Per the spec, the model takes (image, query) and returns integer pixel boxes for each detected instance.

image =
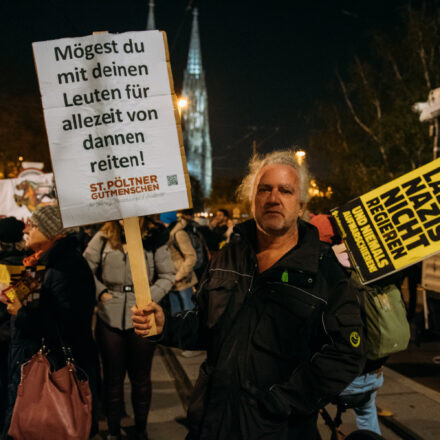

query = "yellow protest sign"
[332,158,440,283]
[0,264,46,303]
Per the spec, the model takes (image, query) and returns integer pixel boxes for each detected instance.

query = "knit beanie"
[0,217,25,243]
[31,205,64,239]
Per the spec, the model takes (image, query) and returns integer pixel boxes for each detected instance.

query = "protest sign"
[332,158,440,283]
[0,264,45,305]
[0,173,55,221]
[33,31,191,333]
[32,30,191,228]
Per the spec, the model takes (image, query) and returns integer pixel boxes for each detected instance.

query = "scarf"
[23,250,44,267]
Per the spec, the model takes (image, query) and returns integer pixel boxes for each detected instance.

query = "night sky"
[0,0,409,181]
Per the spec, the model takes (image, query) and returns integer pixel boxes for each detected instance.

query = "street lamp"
[295,150,306,165]
[177,97,188,117]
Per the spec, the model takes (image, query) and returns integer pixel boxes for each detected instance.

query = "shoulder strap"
[95,236,107,282]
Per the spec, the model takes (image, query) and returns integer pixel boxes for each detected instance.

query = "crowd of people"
[0,148,414,439]
[0,195,236,439]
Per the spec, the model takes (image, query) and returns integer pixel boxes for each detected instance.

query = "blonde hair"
[101,218,149,249]
[237,149,310,210]
[101,222,123,249]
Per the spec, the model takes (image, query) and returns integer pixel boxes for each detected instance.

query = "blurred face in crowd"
[24,221,51,252]
[253,164,303,237]
[214,210,228,226]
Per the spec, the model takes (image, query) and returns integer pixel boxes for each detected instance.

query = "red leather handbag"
[8,348,92,440]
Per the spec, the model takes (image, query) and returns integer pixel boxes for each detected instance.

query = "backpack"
[174,221,210,274]
[349,270,410,360]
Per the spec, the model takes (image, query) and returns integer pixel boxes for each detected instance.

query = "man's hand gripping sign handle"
[123,216,157,336]
[132,302,165,337]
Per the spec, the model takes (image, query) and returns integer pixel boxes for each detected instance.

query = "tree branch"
[416,27,432,89]
[335,67,390,171]
[333,106,349,154]
[386,51,412,97]
[353,55,382,120]
[335,68,380,143]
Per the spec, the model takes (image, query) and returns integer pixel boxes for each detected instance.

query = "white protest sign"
[32,31,191,228]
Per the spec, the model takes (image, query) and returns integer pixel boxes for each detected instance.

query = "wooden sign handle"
[123,216,157,336]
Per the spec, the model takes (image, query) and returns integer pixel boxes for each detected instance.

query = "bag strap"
[55,320,75,364]
[44,301,75,365]
[95,235,107,283]
[173,228,190,258]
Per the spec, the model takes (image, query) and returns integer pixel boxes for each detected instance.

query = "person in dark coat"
[0,217,28,435]
[132,150,366,440]
[3,205,99,439]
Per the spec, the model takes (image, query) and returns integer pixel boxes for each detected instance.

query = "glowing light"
[295,150,306,165]
[18,156,24,161]
[178,97,188,110]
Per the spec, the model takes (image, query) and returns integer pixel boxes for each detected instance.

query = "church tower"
[146,0,156,30]
[181,8,212,196]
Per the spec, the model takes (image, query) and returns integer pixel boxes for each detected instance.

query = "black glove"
[242,381,291,419]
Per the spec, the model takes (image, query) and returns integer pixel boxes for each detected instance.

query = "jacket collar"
[234,218,321,275]
[38,234,79,266]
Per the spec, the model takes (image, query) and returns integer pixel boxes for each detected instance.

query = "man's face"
[24,221,50,252]
[253,164,304,236]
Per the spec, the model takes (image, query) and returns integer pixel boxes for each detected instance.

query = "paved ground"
[387,338,440,393]
[169,348,440,440]
[95,344,440,440]
[97,351,188,440]
[146,353,188,439]
[389,284,440,394]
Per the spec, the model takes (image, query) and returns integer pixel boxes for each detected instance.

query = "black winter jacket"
[11,234,97,366]
[163,219,366,440]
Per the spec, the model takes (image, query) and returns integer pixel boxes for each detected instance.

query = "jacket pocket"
[98,291,124,327]
[205,277,236,329]
[253,286,322,359]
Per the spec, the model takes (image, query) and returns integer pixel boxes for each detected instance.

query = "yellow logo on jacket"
[350,331,361,348]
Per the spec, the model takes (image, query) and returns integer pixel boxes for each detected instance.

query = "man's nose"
[267,189,280,203]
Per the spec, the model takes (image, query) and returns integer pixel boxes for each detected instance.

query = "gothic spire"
[182,7,212,196]
[187,8,203,76]
[146,0,156,30]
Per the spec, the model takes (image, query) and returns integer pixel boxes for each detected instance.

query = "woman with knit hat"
[3,204,99,438]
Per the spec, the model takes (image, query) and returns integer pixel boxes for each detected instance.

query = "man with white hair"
[132,149,365,440]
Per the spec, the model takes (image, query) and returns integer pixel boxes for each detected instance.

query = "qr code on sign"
[167,174,178,186]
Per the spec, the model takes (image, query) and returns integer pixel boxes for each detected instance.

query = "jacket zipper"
[247,262,258,297]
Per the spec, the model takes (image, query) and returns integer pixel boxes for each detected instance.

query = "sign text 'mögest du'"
[332,159,440,283]
[33,31,191,227]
